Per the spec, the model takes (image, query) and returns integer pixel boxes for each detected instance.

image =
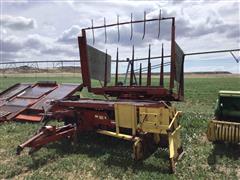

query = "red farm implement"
[7,13,185,173]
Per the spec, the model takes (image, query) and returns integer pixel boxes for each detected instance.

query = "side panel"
[87,45,111,83]
[114,103,137,135]
[138,107,170,134]
[168,126,181,159]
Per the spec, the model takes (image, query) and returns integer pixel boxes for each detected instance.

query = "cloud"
[1,1,239,73]
[0,15,36,31]
[0,36,23,52]
[226,26,240,39]
[0,28,7,35]
[24,34,46,49]
[188,16,239,40]
[0,33,78,62]
[0,52,24,62]
[41,44,78,57]
[0,34,46,53]
[87,10,187,48]
[92,7,239,48]
[57,25,81,44]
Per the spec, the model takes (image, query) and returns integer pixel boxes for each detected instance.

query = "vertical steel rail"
[142,11,146,40]
[157,10,161,38]
[170,17,176,90]
[91,19,95,45]
[117,15,120,42]
[123,59,130,85]
[130,45,135,86]
[130,13,133,41]
[104,49,108,87]
[115,48,119,86]
[78,30,91,89]
[160,43,164,87]
[139,63,142,86]
[133,71,137,85]
[104,18,107,43]
[147,44,151,86]
[178,54,185,100]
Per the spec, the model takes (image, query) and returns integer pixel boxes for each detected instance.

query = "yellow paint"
[168,115,182,160]
[114,103,137,135]
[111,103,183,171]
[207,120,240,143]
[138,106,170,134]
[96,130,139,141]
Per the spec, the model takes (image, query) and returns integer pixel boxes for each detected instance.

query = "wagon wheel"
[133,139,144,161]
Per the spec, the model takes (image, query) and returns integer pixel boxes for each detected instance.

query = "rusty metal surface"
[0,83,36,121]
[20,85,56,99]
[0,83,30,102]
[0,83,81,122]
[0,97,37,121]
[78,31,91,88]
[0,84,30,99]
[7,98,37,107]
[17,124,76,155]
[0,101,5,107]
[30,84,81,110]
[56,98,167,111]
[15,114,42,122]
[90,86,179,101]
[0,105,26,121]
[0,110,11,118]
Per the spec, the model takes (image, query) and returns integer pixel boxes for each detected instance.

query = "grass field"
[0,75,239,179]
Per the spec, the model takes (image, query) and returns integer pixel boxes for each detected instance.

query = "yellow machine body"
[114,103,137,135]
[207,120,240,143]
[97,102,183,172]
[207,91,240,144]
[138,106,172,134]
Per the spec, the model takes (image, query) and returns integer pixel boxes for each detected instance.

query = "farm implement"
[17,100,183,172]
[207,91,240,144]
[0,82,81,122]
[0,13,185,173]
[1,7,240,177]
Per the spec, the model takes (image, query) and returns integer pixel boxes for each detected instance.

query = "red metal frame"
[78,30,91,89]
[0,82,82,122]
[14,14,240,172]
[17,124,76,155]
[16,15,184,173]
[17,99,169,155]
[78,17,183,101]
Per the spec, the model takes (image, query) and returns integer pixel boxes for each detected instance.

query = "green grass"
[0,75,239,179]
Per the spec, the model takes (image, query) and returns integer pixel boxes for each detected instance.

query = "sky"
[0,0,239,73]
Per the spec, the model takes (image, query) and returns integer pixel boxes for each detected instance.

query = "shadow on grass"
[207,143,240,165]
[103,148,171,174]
[24,132,172,174]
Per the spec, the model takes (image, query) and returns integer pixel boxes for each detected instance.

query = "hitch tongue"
[16,130,45,155]
[16,125,76,155]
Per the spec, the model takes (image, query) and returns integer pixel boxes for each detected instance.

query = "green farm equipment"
[207,91,240,143]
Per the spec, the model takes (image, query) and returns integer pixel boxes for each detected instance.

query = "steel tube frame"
[160,44,164,87]
[0,49,239,66]
[78,16,180,101]
[83,17,174,31]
